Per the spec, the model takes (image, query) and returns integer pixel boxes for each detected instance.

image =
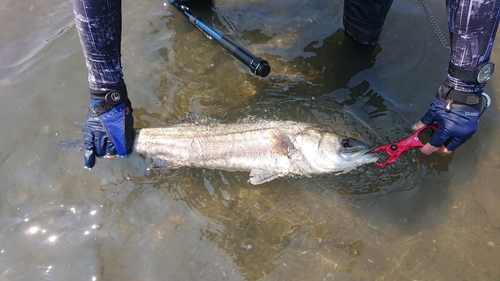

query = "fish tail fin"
[150,157,182,170]
[57,138,85,151]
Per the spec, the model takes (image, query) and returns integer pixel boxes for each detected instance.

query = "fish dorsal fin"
[249,169,282,185]
[270,128,295,156]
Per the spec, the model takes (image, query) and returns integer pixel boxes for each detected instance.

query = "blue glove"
[416,83,488,153]
[84,96,135,168]
[419,97,479,151]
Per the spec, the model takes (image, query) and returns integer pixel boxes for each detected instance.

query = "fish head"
[337,136,379,166]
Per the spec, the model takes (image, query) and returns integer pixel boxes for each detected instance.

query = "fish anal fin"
[249,169,282,185]
[270,128,295,156]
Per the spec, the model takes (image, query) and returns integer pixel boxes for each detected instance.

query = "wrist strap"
[437,82,481,105]
[90,85,128,105]
[443,90,481,105]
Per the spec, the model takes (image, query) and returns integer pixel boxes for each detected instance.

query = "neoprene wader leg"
[343,0,394,45]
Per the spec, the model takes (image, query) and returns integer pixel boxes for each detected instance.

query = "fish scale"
[135,122,293,170]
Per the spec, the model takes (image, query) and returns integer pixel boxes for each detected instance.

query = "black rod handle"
[168,0,271,77]
[219,36,270,77]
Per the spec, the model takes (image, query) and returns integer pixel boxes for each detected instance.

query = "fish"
[58,120,378,185]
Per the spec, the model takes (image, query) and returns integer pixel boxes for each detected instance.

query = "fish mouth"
[341,149,379,163]
[339,137,379,163]
[362,150,380,163]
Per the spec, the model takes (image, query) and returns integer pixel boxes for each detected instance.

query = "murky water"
[1,0,500,280]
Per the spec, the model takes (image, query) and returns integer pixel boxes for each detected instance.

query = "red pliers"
[372,124,438,167]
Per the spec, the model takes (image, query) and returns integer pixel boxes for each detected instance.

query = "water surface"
[1,0,500,280]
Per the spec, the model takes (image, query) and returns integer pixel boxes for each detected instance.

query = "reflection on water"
[1,0,500,280]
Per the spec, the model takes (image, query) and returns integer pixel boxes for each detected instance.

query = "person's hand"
[412,92,482,155]
[84,97,135,168]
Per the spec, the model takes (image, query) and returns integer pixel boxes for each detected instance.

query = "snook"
[133,120,378,184]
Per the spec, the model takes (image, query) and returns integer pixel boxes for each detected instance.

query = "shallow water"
[1,0,500,280]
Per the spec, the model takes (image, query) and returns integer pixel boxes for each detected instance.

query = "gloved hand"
[84,91,135,168]
[412,83,486,155]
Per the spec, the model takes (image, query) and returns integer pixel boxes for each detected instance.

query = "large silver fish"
[131,120,378,185]
[59,120,378,184]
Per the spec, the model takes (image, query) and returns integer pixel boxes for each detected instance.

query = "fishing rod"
[168,0,271,77]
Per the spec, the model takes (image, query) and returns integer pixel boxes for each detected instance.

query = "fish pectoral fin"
[288,150,314,175]
[288,149,304,161]
[249,169,282,185]
[270,128,295,156]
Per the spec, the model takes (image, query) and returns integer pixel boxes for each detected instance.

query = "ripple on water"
[0,202,108,280]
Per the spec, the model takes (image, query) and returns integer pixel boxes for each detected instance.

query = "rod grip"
[219,36,270,77]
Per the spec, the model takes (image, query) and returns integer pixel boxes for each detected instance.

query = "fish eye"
[341,138,352,148]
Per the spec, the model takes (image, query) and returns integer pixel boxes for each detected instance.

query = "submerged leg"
[343,0,394,45]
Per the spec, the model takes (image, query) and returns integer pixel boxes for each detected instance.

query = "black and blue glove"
[413,83,489,154]
[84,87,135,168]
